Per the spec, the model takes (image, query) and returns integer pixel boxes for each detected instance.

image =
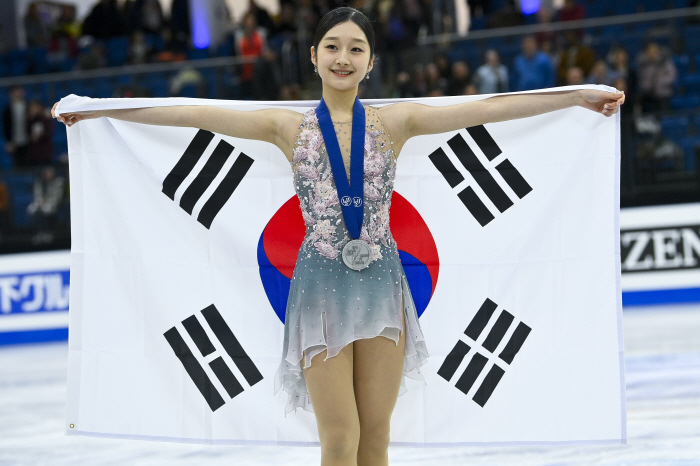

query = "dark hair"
[312,7,376,59]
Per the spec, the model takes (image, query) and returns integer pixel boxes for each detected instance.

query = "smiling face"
[310,21,374,93]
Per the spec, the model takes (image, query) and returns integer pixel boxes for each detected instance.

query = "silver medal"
[342,239,372,271]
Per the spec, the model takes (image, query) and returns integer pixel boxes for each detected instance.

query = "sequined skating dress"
[273,105,430,415]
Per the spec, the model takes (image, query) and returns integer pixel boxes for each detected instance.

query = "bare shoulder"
[376,103,415,159]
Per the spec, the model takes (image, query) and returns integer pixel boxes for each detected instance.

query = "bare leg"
[303,339,360,466]
[353,306,407,466]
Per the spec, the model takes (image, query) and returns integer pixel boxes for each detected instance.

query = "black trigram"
[164,304,263,412]
[438,298,531,407]
[429,125,532,227]
[162,130,254,229]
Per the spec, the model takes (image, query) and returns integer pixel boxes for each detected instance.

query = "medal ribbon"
[316,95,366,239]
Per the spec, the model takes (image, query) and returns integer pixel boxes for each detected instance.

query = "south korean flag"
[59,86,625,446]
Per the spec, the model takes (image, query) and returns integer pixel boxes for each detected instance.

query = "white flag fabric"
[59,86,626,446]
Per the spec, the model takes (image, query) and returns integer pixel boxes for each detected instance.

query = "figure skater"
[53,7,623,465]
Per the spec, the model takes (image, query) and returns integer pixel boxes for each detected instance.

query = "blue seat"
[28,46,48,74]
[0,151,12,169]
[686,27,700,50]
[613,0,638,15]
[54,126,67,145]
[680,74,700,93]
[670,95,700,109]
[149,79,169,97]
[144,33,164,51]
[586,2,611,18]
[95,82,114,98]
[106,37,130,67]
[8,49,30,76]
[641,0,664,12]
[673,55,690,75]
[679,136,700,171]
[187,48,210,60]
[6,173,34,191]
[12,193,34,228]
[661,115,690,141]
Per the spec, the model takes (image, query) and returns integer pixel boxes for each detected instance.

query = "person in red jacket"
[236,12,265,98]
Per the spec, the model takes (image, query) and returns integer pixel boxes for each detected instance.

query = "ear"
[310,46,316,66]
[367,56,374,74]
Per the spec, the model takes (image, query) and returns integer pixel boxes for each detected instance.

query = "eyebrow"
[322,37,367,44]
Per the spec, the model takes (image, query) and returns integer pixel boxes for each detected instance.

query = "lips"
[331,70,353,77]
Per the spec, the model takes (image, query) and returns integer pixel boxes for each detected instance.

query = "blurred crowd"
[9,0,686,107]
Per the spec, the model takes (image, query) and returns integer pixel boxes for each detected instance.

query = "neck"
[321,84,359,120]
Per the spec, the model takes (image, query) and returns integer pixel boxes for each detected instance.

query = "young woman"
[53,7,624,466]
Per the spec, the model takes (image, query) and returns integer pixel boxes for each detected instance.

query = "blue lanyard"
[315,96,366,239]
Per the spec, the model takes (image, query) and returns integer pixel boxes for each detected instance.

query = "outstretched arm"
[51,103,301,161]
[381,88,625,144]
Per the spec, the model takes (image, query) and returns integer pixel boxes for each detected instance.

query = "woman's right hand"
[51,102,99,127]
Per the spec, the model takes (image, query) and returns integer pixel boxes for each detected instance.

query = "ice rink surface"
[1,304,699,466]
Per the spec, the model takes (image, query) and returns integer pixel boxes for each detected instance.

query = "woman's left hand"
[577,89,625,117]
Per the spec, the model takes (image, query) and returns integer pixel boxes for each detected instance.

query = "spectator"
[75,42,108,70]
[3,86,30,168]
[26,100,55,166]
[435,53,453,82]
[565,66,585,85]
[586,59,618,86]
[513,35,555,91]
[235,12,266,98]
[411,63,428,97]
[82,0,126,40]
[382,2,411,80]
[273,2,297,38]
[139,0,165,35]
[169,67,207,98]
[0,178,10,240]
[170,0,191,45]
[252,49,283,100]
[154,28,187,62]
[55,5,81,39]
[446,61,471,96]
[535,7,556,50]
[557,0,586,22]
[487,0,525,28]
[27,166,65,245]
[128,30,153,65]
[608,47,637,106]
[556,30,596,85]
[464,83,479,95]
[246,0,276,36]
[393,71,415,98]
[472,49,509,94]
[426,62,448,95]
[614,77,633,115]
[24,3,49,47]
[46,28,78,70]
[279,83,301,101]
[397,0,427,44]
[637,42,678,113]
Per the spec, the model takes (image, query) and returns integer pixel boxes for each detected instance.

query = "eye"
[325,44,337,50]
[352,47,363,52]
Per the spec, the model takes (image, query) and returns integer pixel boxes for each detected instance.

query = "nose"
[335,49,350,65]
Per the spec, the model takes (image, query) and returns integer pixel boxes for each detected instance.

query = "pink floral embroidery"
[314,240,339,260]
[297,164,319,180]
[292,107,399,264]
